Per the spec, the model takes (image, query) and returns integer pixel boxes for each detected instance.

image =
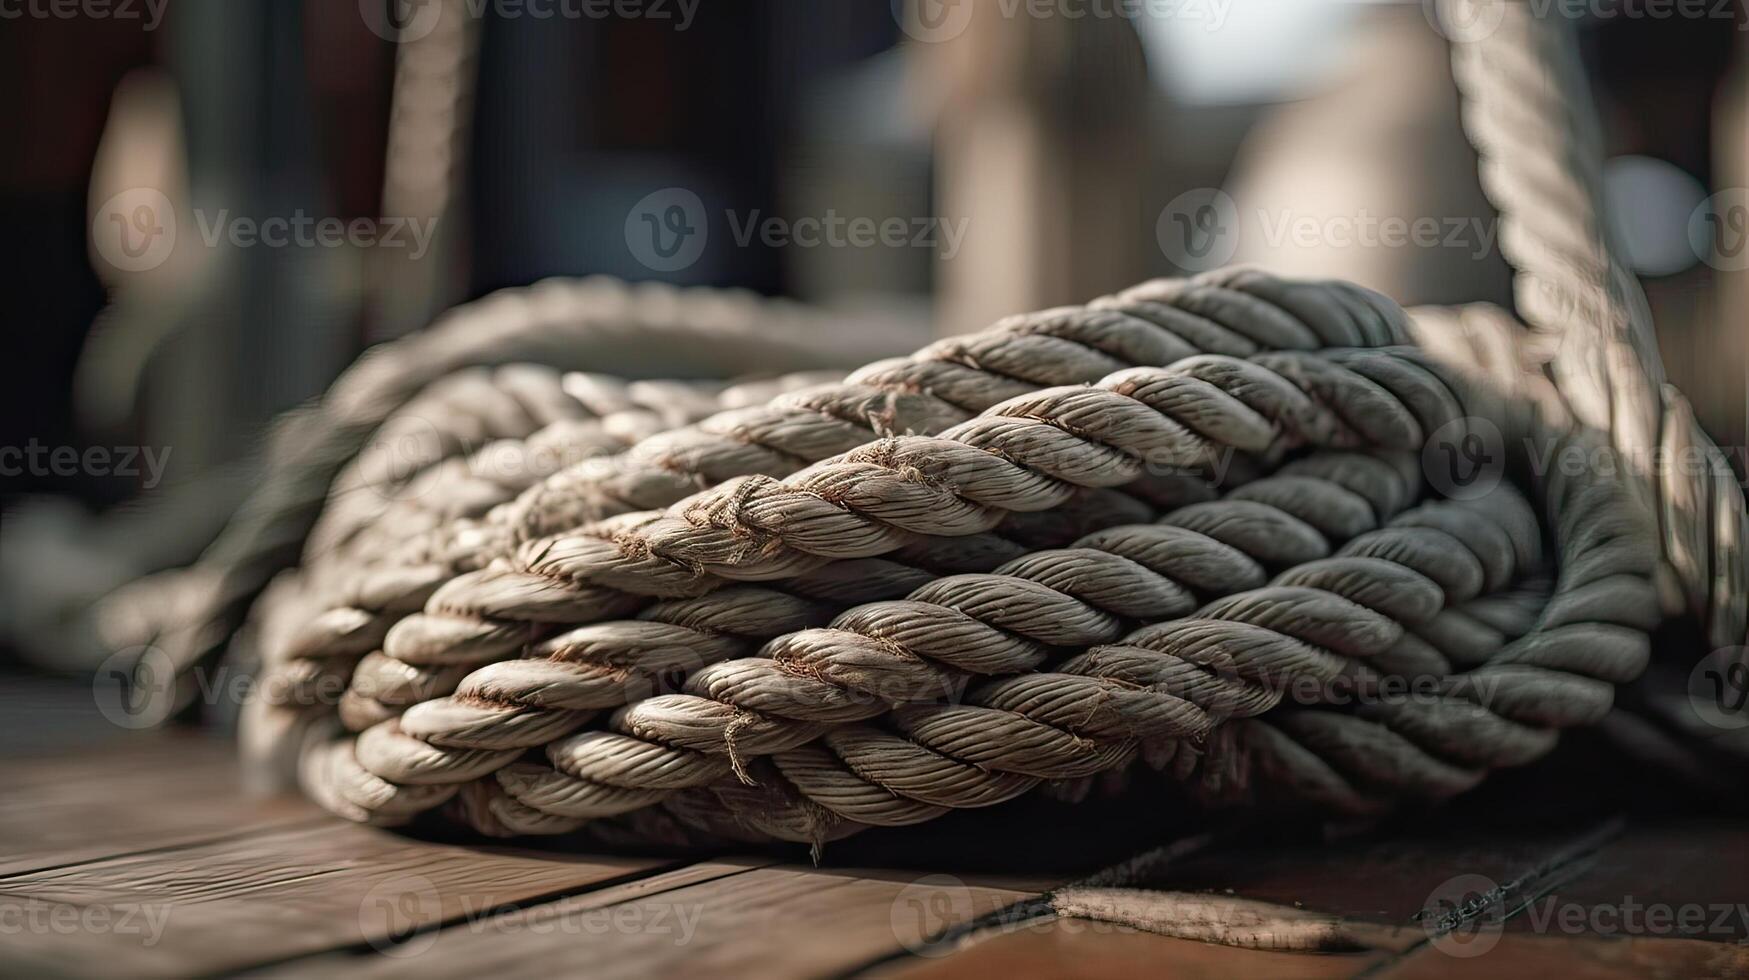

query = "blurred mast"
[366,0,481,341]
[921,0,1151,334]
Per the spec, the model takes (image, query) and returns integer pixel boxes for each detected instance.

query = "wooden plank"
[852,817,1622,976]
[1502,820,1749,943]
[1114,821,1618,935]
[868,921,1384,980]
[264,863,1054,980]
[251,858,781,976]
[0,730,324,876]
[1375,934,1749,979]
[0,821,680,978]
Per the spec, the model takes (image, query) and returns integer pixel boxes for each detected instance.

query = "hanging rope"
[1442,0,1746,649]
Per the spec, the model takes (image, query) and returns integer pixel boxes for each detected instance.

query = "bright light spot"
[1604,155,1709,277]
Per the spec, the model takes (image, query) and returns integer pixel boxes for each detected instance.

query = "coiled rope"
[252,270,1661,845]
[98,277,905,721]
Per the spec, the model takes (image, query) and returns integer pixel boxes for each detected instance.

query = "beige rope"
[238,269,1663,846]
[296,344,1438,812]
[239,368,848,784]
[466,423,1650,843]
[252,272,1405,759]
[324,453,1416,818]
[550,425,1651,847]
[467,461,1538,832]
[272,294,1651,847]
[274,271,1407,699]
[99,276,901,723]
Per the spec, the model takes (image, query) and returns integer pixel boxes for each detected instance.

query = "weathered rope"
[317,452,1417,819]
[296,340,1457,820]
[255,272,1407,751]
[239,368,851,779]
[99,277,901,720]
[305,369,735,567]
[254,271,1661,847]
[463,461,1542,833]
[528,424,1652,847]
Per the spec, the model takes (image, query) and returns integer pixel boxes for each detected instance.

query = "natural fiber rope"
[1443,0,1747,648]
[323,452,1422,818]
[252,272,1405,765]
[262,276,1665,843]
[97,277,904,719]
[238,368,855,781]
[460,462,1546,833]
[272,270,1407,705]
[442,395,1655,843]
[266,274,1428,814]
[488,418,1651,847]
[305,369,731,566]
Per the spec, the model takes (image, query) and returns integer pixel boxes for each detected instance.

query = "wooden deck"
[2,680,1747,978]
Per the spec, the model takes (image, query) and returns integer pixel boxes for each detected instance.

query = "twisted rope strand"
[268,271,1410,754]
[330,482,1180,732]
[474,467,1534,833]
[1444,0,1747,648]
[327,453,1408,818]
[375,341,1452,684]
[303,450,1392,829]
[264,273,1665,846]
[302,313,1472,824]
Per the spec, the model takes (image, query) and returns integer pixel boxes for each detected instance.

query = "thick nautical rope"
[1444,0,1746,649]
[241,368,763,726]
[279,282,1661,844]
[312,451,1423,822]
[300,339,1501,827]
[456,461,1540,834]
[265,271,1409,727]
[97,277,892,719]
[307,369,738,569]
[323,484,1179,732]
[498,431,1653,846]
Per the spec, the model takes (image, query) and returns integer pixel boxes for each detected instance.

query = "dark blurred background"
[1,0,1745,682]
